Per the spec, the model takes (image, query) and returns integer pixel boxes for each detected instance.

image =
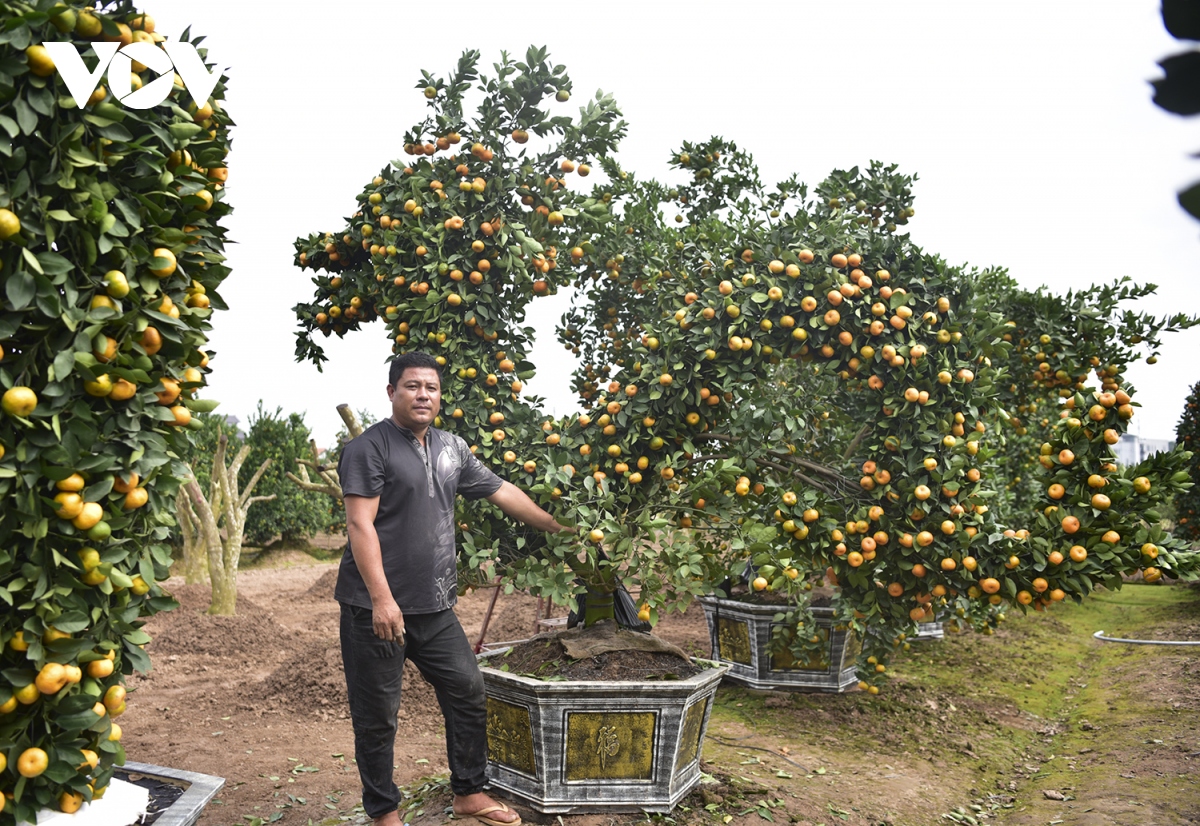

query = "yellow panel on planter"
[770,626,830,671]
[564,711,656,781]
[716,617,752,665]
[673,697,708,773]
[487,697,536,777]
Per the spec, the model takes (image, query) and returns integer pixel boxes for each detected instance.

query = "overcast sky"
[148,0,1199,447]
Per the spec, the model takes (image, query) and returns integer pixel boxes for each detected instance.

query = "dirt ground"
[122,553,1200,826]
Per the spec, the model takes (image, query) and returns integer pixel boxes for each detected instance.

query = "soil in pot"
[494,621,705,680]
[720,585,835,608]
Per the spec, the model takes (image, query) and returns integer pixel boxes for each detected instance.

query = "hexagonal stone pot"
[21,762,225,826]
[478,654,727,813]
[913,620,945,641]
[698,596,859,692]
[119,762,225,826]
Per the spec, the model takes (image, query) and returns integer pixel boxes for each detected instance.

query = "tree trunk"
[176,488,208,584]
[580,561,619,627]
[582,585,617,627]
[184,431,275,615]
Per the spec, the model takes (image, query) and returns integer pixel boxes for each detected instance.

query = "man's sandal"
[457,802,522,826]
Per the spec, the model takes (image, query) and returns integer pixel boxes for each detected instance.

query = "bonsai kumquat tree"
[0,3,231,821]
[292,48,1200,694]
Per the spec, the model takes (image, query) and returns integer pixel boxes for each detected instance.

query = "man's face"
[388,367,441,430]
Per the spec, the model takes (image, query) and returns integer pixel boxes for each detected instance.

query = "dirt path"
[121,556,1200,826]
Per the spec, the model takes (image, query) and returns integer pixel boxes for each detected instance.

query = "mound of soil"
[303,568,340,600]
[148,583,297,657]
[256,640,443,730]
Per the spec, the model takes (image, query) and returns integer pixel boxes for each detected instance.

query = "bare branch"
[228,443,253,482]
[338,404,364,439]
[765,450,846,481]
[210,433,228,512]
[684,453,729,466]
[757,458,841,499]
[285,470,342,498]
[238,458,273,508]
[185,478,221,545]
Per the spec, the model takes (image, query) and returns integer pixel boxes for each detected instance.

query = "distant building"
[1114,434,1175,467]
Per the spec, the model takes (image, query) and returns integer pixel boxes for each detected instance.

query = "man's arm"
[344,494,405,643]
[486,481,576,534]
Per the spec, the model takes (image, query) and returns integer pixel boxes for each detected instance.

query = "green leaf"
[42,761,79,784]
[53,349,75,381]
[21,247,43,275]
[35,252,73,275]
[184,398,221,413]
[1179,181,1200,221]
[124,627,152,646]
[5,271,35,310]
[14,96,37,135]
[83,476,114,502]
[168,122,204,142]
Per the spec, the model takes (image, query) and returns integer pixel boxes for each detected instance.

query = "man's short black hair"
[388,352,442,387]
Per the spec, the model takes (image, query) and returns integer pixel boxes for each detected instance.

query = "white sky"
[148,0,1200,447]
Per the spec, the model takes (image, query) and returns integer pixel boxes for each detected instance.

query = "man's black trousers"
[340,603,488,817]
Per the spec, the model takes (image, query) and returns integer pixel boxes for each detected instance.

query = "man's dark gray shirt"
[335,419,503,614]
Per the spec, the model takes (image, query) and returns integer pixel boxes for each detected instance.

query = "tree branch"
[765,450,847,482]
[285,470,342,498]
[842,425,871,462]
[757,458,840,498]
[238,458,273,508]
[228,443,253,484]
[338,404,364,439]
[185,477,220,546]
[684,453,729,466]
[210,432,228,517]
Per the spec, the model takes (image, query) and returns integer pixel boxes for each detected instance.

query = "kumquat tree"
[292,48,1200,694]
[1175,377,1200,544]
[0,2,230,822]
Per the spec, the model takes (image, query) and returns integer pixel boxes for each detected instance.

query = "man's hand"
[553,523,578,535]
[372,598,405,644]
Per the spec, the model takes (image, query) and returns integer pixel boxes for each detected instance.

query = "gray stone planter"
[913,620,945,641]
[478,651,727,813]
[698,596,859,693]
[119,762,225,826]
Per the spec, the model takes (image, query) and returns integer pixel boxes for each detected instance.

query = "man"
[336,352,571,826]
